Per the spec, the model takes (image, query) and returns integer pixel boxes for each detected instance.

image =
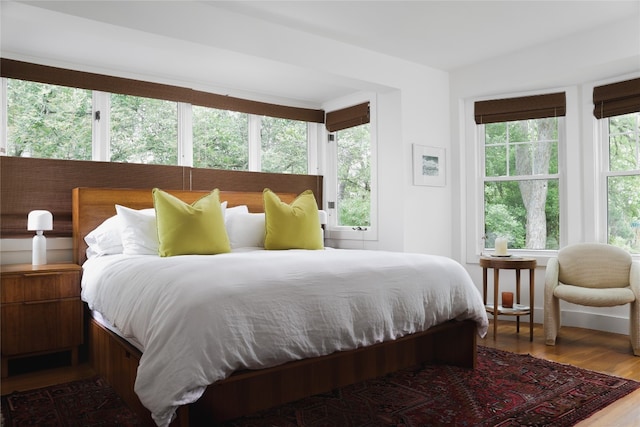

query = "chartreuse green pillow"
[152,188,230,257]
[263,188,323,250]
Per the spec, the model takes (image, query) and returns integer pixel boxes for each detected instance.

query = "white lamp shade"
[27,210,53,231]
[318,210,327,225]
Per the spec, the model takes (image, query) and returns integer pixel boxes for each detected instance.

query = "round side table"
[479,256,537,341]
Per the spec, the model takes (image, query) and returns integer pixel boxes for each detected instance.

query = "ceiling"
[206,1,638,71]
[4,1,638,105]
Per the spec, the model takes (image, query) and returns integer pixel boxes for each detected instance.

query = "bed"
[72,187,489,427]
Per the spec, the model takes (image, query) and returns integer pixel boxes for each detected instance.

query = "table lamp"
[27,210,53,265]
[318,210,327,225]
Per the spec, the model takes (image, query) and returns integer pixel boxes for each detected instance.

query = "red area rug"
[222,346,640,427]
[1,347,638,426]
[1,376,141,426]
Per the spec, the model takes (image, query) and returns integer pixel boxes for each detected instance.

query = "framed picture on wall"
[413,144,446,187]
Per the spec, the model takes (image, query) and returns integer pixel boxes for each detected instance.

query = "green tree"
[484,118,559,250]
[110,94,177,164]
[607,113,640,253]
[261,117,307,174]
[336,124,370,227]
[514,118,556,249]
[6,79,92,160]
[193,107,248,170]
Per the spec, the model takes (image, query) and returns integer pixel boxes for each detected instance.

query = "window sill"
[325,228,377,241]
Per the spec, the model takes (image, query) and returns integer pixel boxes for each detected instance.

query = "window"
[110,94,178,165]
[325,101,373,232]
[603,112,640,253]
[3,60,386,241]
[475,93,565,252]
[594,77,640,254]
[482,118,560,250]
[192,106,248,170]
[1,59,324,174]
[334,123,371,227]
[6,79,92,160]
[260,116,307,174]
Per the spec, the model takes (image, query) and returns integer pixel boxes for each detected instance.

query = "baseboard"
[496,307,630,336]
[558,309,629,335]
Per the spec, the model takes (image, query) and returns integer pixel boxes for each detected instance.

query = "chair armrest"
[545,257,560,293]
[631,260,640,299]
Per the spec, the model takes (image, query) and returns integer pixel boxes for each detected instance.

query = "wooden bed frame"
[72,187,478,427]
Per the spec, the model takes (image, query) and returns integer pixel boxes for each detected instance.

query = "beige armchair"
[544,243,639,356]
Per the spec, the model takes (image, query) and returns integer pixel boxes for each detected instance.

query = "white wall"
[1,238,73,265]
[450,14,640,335]
[1,2,453,262]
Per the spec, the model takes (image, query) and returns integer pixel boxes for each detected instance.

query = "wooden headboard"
[72,187,299,265]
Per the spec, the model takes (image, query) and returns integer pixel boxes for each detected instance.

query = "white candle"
[495,237,508,255]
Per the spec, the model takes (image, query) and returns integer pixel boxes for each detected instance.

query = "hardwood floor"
[2,322,639,426]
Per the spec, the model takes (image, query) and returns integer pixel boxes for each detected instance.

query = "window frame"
[0,59,325,172]
[598,112,640,249]
[322,93,378,244]
[1,76,322,175]
[587,74,640,259]
[478,118,564,252]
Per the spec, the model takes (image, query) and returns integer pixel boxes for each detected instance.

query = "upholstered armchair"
[544,243,639,356]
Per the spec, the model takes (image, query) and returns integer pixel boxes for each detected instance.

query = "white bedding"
[81,248,488,426]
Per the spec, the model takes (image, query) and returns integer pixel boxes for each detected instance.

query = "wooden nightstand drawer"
[0,263,83,377]
[1,270,81,303]
[1,298,82,356]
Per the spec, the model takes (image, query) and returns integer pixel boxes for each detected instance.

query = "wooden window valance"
[325,102,370,132]
[474,92,566,124]
[593,77,640,119]
[0,58,325,123]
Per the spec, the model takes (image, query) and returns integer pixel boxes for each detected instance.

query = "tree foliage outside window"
[6,79,92,160]
[193,106,248,170]
[110,94,178,164]
[607,112,640,254]
[261,116,307,174]
[336,123,370,227]
[483,117,560,250]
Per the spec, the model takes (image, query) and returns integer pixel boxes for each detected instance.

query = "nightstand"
[479,256,536,341]
[1,263,83,377]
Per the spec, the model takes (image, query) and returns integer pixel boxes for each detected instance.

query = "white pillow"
[219,201,227,219]
[115,205,159,255]
[224,205,249,223]
[226,212,265,248]
[84,215,123,258]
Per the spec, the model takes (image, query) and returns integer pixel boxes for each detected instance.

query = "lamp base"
[32,233,47,265]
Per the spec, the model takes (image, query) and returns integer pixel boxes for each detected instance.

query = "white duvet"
[81,248,488,426]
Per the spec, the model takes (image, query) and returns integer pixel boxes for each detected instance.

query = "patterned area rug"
[1,376,141,426]
[222,346,640,427]
[1,347,638,426]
